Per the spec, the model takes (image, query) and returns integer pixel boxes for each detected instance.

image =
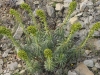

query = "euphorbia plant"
[0,1,100,75]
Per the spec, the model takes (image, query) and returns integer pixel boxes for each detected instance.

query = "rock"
[85,50,92,55]
[55,3,63,11]
[69,16,78,24]
[92,67,97,71]
[20,70,26,74]
[16,0,24,5]
[13,26,23,39]
[80,2,87,11]
[95,1,100,6]
[83,59,94,67]
[92,31,100,37]
[80,1,93,11]
[95,63,100,68]
[0,59,3,65]
[75,63,94,75]
[52,0,63,2]
[46,5,55,17]
[68,70,77,75]
[18,64,22,68]
[33,1,39,5]
[94,40,100,50]
[7,62,18,70]
[2,49,10,58]
[4,73,11,75]
[0,65,2,74]
[64,0,72,7]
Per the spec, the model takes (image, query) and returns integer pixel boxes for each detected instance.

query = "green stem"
[9,36,21,50]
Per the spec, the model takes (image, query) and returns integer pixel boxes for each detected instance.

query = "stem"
[9,36,21,51]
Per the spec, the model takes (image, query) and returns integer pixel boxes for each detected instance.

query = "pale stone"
[85,50,92,55]
[75,63,94,75]
[83,59,94,67]
[95,63,100,68]
[55,3,63,11]
[64,0,72,7]
[46,5,55,17]
[0,65,2,74]
[69,16,78,24]
[52,0,63,2]
[13,26,23,39]
[2,49,10,58]
[20,70,26,74]
[68,70,77,75]
[94,40,100,50]
[16,0,24,5]
[7,62,18,70]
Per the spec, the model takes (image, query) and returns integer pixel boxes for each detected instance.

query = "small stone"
[7,62,18,70]
[0,59,3,65]
[16,0,24,5]
[20,70,26,74]
[69,16,78,24]
[0,65,2,73]
[33,1,39,5]
[18,64,22,68]
[75,63,94,75]
[64,0,72,7]
[95,63,100,68]
[85,50,92,55]
[52,0,63,2]
[94,40,100,50]
[46,5,55,17]
[83,60,94,67]
[92,67,97,71]
[2,49,10,58]
[80,2,87,11]
[68,70,77,75]
[55,3,63,11]
[13,26,23,39]
[4,73,11,75]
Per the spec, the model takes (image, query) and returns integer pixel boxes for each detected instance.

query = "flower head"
[17,50,28,61]
[36,9,46,22]
[70,22,81,34]
[68,1,77,14]
[88,22,100,37]
[44,49,52,58]
[9,9,22,23]
[0,26,12,37]
[27,26,37,35]
[20,3,31,13]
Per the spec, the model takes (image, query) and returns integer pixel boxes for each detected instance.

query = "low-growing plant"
[0,1,100,75]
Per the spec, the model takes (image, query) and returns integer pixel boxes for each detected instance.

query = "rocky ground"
[0,0,100,75]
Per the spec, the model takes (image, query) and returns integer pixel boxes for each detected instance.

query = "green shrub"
[0,1,100,75]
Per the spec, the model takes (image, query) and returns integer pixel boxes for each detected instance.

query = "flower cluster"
[17,50,29,61]
[44,49,52,58]
[68,1,77,14]
[27,26,37,35]
[89,22,100,37]
[70,22,82,34]
[10,9,22,23]
[0,26,12,37]
[20,3,32,13]
[36,9,46,22]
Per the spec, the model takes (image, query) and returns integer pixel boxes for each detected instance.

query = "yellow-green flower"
[27,26,37,35]
[9,9,22,23]
[36,9,46,22]
[0,26,12,37]
[20,3,31,13]
[44,49,52,58]
[17,50,28,61]
[70,22,81,34]
[68,1,77,14]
